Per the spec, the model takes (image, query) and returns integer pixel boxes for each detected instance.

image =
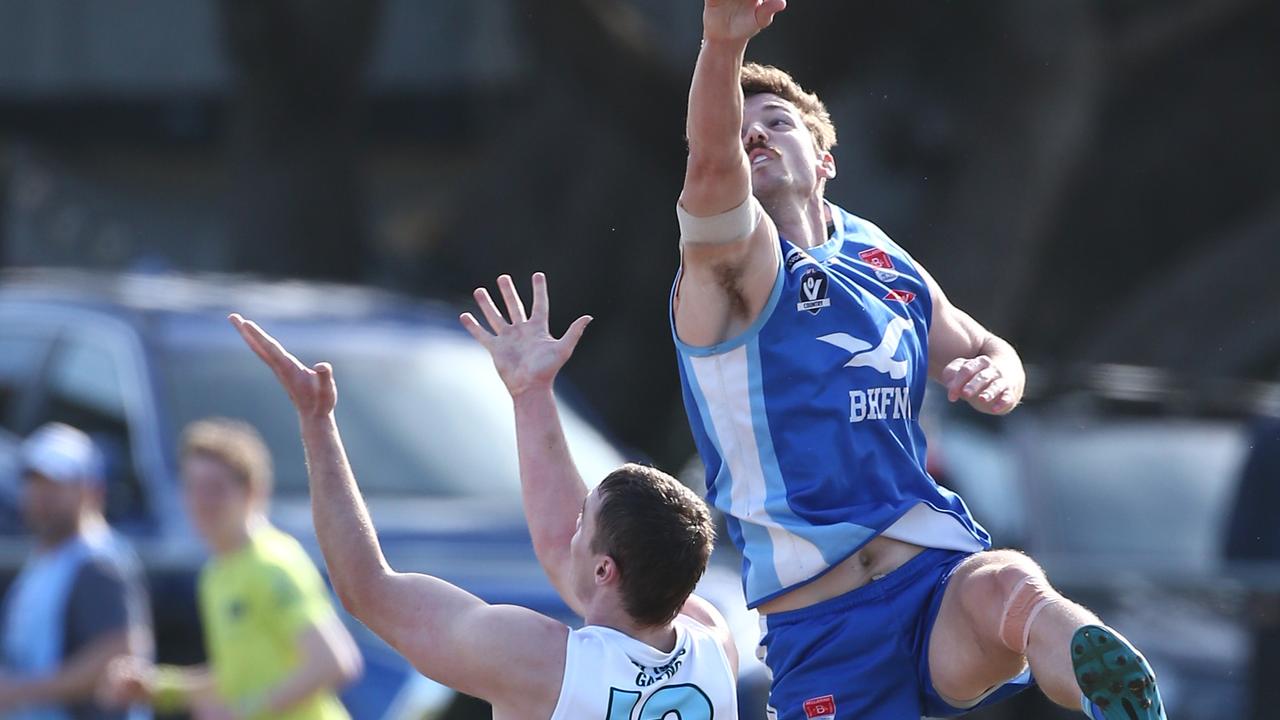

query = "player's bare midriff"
[757,535,926,615]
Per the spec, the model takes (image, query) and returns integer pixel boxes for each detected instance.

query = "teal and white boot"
[1072,625,1166,720]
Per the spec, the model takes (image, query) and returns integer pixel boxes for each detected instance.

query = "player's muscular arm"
[918,267,1026,415]
[675,0,785,347]
[460,273,592,617]
[230,315,569,716]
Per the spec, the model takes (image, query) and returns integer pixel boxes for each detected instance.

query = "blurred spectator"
[1224,416,1280,720]
[100,418,360,720]
[0,423,152,720]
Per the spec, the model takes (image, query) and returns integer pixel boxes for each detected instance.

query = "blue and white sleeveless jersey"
[671,202,991,607]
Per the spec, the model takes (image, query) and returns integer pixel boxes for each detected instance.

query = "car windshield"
[1019,417,1248,571]
[157,323,625,498]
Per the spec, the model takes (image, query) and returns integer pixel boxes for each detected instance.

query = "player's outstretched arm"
[229,315,568,716]
[916,268,1026,415]
[681,0,785,221]
[460,273,592,617]
[676,0,786,347]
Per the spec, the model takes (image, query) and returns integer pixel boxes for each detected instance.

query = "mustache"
[745,140,780,156]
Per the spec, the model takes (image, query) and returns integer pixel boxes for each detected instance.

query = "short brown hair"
[591,464,715,627]
[180,418,273,500]
[741,63,837,153]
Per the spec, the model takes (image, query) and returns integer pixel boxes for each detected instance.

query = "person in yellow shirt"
[99,419,362,720]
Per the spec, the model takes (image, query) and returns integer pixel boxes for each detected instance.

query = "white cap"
[21,423,103,487]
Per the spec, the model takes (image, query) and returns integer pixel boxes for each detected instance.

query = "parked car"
[927,366,1280,720]
[0,268,635,718]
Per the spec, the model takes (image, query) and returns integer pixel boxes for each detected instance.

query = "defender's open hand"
[230,314,337,420]
[460,273,591,398]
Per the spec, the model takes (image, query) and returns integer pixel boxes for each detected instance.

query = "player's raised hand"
[941,355,1020,415]
[703,0,786,44]
[460,273,591,398]
[230,313,337,420]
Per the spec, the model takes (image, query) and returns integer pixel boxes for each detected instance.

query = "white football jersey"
[549,614,738,720]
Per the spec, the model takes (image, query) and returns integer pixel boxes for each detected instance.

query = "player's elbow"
[332,568,390,621]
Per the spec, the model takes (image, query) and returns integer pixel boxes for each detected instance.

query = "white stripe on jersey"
[688,345,829,590]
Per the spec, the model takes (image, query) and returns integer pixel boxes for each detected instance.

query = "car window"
[1019,418,1248,572]
[158,326,625,499]
[0,328,54,531]
[0,330,54,434]
[36,334,150,527]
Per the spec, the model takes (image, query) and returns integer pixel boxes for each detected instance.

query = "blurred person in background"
[99,419,361,720]
[671,1,1163,719]
[1224,415,1280,720]
[229,296,740,720]
[0,423,152,720]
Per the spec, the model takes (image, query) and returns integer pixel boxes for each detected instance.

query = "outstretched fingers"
[530,272,549,323]
[230,313,306,379]
[496,274,528,324]
[472,287,507,331]
[312,361,338,410]
[559,315,593,354]
[458,312,493,346]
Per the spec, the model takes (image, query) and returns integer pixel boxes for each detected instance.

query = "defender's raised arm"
[459,273,593,615]
[230,314,568,718]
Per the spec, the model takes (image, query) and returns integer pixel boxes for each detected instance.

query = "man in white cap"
[0,423,152,720]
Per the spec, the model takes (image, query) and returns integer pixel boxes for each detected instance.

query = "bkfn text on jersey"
[848,386,912,423]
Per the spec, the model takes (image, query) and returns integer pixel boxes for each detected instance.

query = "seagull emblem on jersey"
[817,315,913,380]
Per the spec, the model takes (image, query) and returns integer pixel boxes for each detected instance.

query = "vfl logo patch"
[858,247,899,283]
[803,695,836,720]
[797,268,831,314]
[884,289,916,304]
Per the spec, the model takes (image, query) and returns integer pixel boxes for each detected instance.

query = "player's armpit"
[673,212,781,348]
[347,571,568,714]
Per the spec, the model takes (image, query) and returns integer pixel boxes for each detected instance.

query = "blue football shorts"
[759,547,1036,719]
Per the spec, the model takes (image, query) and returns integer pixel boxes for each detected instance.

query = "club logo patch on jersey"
[818,316,915,423]
[817,315,912,379]
[797,268,831,314]
[858,247,899,283]
[803,695,836,719]
[884,289,916,304]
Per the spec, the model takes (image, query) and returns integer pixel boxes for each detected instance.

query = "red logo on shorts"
[803,695,836,719]
[884,289,916,303]
[858,248,894,270]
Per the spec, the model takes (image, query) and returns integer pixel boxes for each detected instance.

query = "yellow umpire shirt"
[198,525,350,720]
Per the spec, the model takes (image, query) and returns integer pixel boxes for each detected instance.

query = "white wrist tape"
[677,195,762,245]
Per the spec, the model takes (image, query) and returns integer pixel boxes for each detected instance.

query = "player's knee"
[989,553,1061,655]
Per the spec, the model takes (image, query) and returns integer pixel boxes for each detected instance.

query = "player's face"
[568,487,605,608]
[22,472,85,546]
[742,93,834,202]
[181,454,254,550]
